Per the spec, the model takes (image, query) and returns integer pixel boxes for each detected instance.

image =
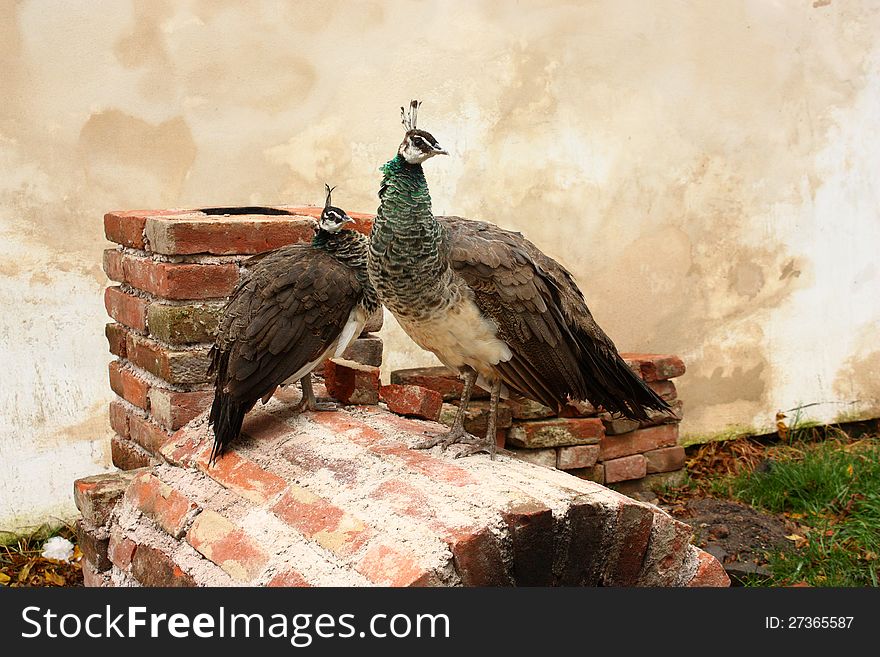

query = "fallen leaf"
[44,570,66,586]
[847,464,854,477]
[0,572,10,584]
[18,559,35,582]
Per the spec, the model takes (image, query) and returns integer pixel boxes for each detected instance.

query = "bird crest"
[324,183,337,208]
[400,99,421,131]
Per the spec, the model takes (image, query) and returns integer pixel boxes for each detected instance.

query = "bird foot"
[452,439,496,460]
[292,397,338,413]
[414,426,495,459]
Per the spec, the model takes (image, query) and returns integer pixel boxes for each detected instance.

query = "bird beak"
[343,214,355,224]
[433,145,449,155]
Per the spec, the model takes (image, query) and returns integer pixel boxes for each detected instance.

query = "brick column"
[102,206,380,469]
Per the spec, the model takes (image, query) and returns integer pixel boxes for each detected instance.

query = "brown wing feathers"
[440,216,670,420]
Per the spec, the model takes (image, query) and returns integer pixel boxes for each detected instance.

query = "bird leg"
[414,367,479,451]
[292,374,338,413]
[453,377,500,460]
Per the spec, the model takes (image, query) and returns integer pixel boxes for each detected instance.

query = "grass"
[709,425,880,587]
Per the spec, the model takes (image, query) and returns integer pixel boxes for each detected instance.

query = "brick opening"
[199,206,296,215]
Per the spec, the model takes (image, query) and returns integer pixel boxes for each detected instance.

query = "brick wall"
[101,207,381,470]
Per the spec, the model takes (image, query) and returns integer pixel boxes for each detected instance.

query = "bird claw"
[415,426,495,459]
[292,397,338,414]
[452,441,496,460]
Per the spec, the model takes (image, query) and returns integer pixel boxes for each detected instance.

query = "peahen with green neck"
[369,100,671,459]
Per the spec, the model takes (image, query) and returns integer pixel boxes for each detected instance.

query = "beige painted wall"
[2,0,878,531]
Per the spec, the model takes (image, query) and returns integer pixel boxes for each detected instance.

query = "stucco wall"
[2,0,878,531]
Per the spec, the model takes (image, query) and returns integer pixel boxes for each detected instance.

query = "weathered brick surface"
[649,379,677,401]
[104,211,147,249]
[508,417,604,448]
[686,548,731,587]
[599,423,679,461]
[108,361,150,410]
[131,543,196,587]
[186,510,269,582]
[126,333,212,385]
[267,569,311,587]
[148,386,214,431]
[622,353,686,382]
[146,301,223,344]
[109,400,130,438]
[125,472,200,538]
[111,435,155,470]
[128,413,173,455]
[355,544,435,587]
[104,286,148,332]
[324,359,380,405]
[76,520,111,571]
[390,366,489,401]
[73,471,140,526]
[103,248,125,282]
[196,451,288,505]
[603,502,655,586]
[508,447,557,468]
[506,398,555,420]
[81,560,110,587]
[449,526,510,586]
[557,444,600,470]
[362,306,384,333]
[645,445,686,474]
[502,500,555,586]
[603,454,648,483]
[379,384,443,422]
[337,334,383,368]
[105,322,128,358]
[122,254,239,299]
[108,528,137,570]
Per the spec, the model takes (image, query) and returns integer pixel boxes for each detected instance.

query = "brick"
[109,400,130,438]
[390,366,488,401]
[121,254,239,299]
[599,414,641,436]
[449,526,509,586]
[557,444,600,470]
[638,513,694,586]
[131,543,197,587]
[645,445,686,474]
[508,447,557,468]
[338,334,383,367]
[558,495,616,585]
[105,323,129,358]
[508,417,604,448]
[104,211,146,248]
[559,399,599,417]
[570,463,605,484]
[125,472,200,538]
[502,500,555,586]
[108,361,150,410]
[456,400,513,435]
[104,286,148,332]
[272,487,373,558]
[267,569,311,587]
[639,399,683,428]
[362,306,383,333]
[506,397,555,420]
[278,205,375,237]
[75,520,111,572]
[379,384,443,421]
[603,454,648,483]
[111,435,155,470]
[108,528,136,570]
[81,560,110,587]
[145,214,315,255]
[622,353,686,382]
[147,301,223,344]
[128,413,173,455]
[599,424,679,461]
[197,450,288,505]
[126,332,212,385]
[686,549,731,587]
[103,248,124,281]
[648,380,677,401]
[148,386,214,431]
[356,544,434,587]
[73,471,140,526]
[324,359,379,405]
[186,510,269,582]
[603,501,654,586]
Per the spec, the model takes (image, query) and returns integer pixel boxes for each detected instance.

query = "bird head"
[398,100,448,164]
[318,184,355,233]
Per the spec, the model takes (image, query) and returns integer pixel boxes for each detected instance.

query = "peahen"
[368,101,671,458]
[208,185,379,463]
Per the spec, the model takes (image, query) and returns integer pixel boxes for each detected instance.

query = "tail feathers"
[207,390,252,465]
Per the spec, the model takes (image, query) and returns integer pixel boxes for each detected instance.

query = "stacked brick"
[391,353,686,496]
[74,398,727,587]
[102,206,381,470]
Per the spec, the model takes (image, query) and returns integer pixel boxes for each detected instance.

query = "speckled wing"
[211,244,362,404]
[438,215,669,419]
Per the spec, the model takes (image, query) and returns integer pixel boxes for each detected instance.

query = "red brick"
[324,359,379,405]
[125,332,212,385]
[197,449,288,505]
[272,486,373,558]
[108,361,150,410]
[146,302,222,344]
[502,500,555,586]
[105,323,129,358]
[648,380,677,401]
[603,454,648,483]
[571,464,605,484]
[506,397,555,420]
[279,205,375,237]
[109,400,130,438]
[125,472,199,538]
[128,413,173,456]
[507,417,604,448]
[148,386,214,431]
[638,513,694,586]
[622,353,686,382]
[458,400,513,435]
[604,501,654,586]
[645,445,686,474]
[108,528,137,570]
[131,543,196,587]
[267,569,311,587]
[449,525,510,586]
[73,471,138,526]
[390,366,488,401]
[121,254,240,299]
[81,560,109,587]
[111,435,155,470]
[186,510,269,582]
[508,447,557,468]
[557,495,615,585]
[557,444,600,470]
[337,334,383,367]
[145,214,315,255]
[104,286,148,332]
[356,544,435,587]
[363,306,383,333]
[379,384,443,421]
[686,549,731,587]
[103,248,125,281]
[75,520,111,571]
[599,424,679,461]
[104,211,146,249]
[559,399,599,417]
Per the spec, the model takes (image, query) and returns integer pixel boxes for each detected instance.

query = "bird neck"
[314,229,379,313]
[374,154,438,234]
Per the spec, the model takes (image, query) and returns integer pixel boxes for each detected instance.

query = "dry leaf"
[44,570,66,586]
[18,559,35,582]
[0,572,10,585]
